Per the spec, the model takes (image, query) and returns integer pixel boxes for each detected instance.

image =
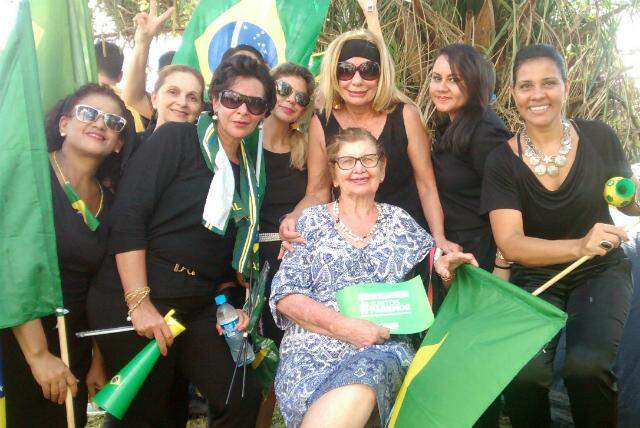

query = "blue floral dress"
[269,203,433,427]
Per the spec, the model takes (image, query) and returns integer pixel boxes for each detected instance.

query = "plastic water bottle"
[215,294,254,366]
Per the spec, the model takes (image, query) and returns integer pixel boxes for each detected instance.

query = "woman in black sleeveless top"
[2,84,129,427]
[279,29,459,254]
[260,63,315,345]
[481,44,636,427]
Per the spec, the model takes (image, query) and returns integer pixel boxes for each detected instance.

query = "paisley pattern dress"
[270,203,433,427]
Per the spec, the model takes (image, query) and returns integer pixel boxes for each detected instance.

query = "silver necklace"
[332,201,381,243]
[522,119,571,177]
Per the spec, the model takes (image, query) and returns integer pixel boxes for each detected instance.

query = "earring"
[60,132,66,137]
[290,122,301,132]
[211,111,218,121]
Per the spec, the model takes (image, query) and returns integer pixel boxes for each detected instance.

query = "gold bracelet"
[126,291,149,319]
[124,286,150,303]
[439,270,456,283]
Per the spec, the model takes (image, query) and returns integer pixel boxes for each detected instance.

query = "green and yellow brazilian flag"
[173,0,330,85]
[389,265,567,428]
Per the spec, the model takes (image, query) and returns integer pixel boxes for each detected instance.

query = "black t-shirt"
[51,167,113,307]
[481,119,631,268]
[319,104,427,227]
[433,108,511,232]
[94,122,237,298]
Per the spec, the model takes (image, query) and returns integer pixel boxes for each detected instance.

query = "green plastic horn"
[603,177,637,207]
[93,309,186,420]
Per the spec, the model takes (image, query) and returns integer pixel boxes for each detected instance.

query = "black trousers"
[1,309,92,428]
[505,258,632,428]
[87,289,261,428]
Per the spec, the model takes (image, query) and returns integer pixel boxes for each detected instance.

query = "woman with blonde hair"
[260,62,315,345]
[279,28,460,254]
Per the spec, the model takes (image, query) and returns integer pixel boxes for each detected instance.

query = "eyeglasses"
[218,89,268,116]
[333,153,381,170]
[74,105,127,132]
[275,80,310,107]
[336,61,381,81]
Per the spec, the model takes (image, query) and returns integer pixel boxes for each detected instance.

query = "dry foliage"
[95,0,640,159]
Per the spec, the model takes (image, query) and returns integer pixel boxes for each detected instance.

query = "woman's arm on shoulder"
[403,103,461,253]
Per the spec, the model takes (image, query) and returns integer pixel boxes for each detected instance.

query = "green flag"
[30,0,97,111]
[389,265,567,428]
[173,0,330,85]
[0,0,62,329]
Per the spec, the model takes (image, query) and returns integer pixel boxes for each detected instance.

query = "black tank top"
[319,103,427,228]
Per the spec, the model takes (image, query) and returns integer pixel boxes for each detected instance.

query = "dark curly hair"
[209,55,276,116]
[45,84,133,190]
[221,44,267,67]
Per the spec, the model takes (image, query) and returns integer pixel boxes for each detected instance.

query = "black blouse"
[433,108,511,232]
[95,122,236,298]
[481,119,631,268]
[51,167,113,306]
[319,104,427,227]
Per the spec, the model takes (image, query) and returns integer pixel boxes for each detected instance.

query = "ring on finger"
[599,239,614,251]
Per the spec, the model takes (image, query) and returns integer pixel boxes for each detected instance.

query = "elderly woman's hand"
[342,318,390,348]
[434,252,478,288]
[278,213,306,259]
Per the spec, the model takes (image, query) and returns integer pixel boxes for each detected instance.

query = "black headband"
[338,39,380,63]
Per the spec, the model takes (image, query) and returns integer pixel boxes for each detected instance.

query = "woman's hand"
[129,299,174,356]
[27,352,78,404]
[433,235,463,254]
[342,318,390,349]
[278,213,306,259]
[576,223,628,258]
[216,309,250,335]
[133,0,174,45]
[86,348,107,401]
[435,252,478,287]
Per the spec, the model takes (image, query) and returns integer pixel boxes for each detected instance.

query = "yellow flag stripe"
[388,333,449,427]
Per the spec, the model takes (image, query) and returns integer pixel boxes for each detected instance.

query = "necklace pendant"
[529,156,540,166]
[547,164,559,176]
[555,155,567,167]
[534,164,547,176]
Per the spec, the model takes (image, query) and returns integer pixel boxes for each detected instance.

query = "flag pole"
[56,309,75,428]
[532,220,640,296]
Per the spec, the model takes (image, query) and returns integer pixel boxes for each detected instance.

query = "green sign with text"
[336,276,434,334]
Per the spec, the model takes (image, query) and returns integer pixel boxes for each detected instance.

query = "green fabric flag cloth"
[173,0,330,86]
[0,0,62,329]
[389,264,567,428]
[30,0,97,111]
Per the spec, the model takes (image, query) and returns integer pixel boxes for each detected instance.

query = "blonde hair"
[271,63,316,170]
[319,29,412,118]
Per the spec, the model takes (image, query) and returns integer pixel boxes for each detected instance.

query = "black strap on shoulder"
[516,131,523,158]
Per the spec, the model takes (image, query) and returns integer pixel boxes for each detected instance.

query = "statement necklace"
[522,119,571,177]
[332,200,381,244]
[52,151,103,231]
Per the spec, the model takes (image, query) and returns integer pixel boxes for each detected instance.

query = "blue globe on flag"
[208,21,279,71]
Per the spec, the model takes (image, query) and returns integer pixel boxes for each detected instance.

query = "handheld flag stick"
[531,255,592,296]
[56,308,75,428]
[532,219,640,296]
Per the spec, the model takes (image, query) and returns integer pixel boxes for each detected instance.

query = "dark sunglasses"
[218,89,267,116]
[275,80,310,107]
[74,104,127,132]
[333,153,381,170]
[336,60,381,81]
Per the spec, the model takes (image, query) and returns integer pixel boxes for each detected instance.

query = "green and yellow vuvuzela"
[29,0,97,111]
[93,311,186,420]
[389,265,567,428]
[173,0,330,85]
[0,0,62,330]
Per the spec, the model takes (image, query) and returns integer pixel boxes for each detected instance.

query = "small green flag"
[0,0,62,329]
[173,0,330,85]
[30,0,97,111]
[389,265,567,428]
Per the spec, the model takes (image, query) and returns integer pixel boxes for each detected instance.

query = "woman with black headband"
[279,29,459,256]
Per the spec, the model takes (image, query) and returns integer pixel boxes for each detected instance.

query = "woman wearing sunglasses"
[2,84,130,427]
[279,29,459,256]
[87,55,275,426]
[259,62,315,346]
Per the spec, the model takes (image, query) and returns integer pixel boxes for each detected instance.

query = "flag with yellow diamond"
[173,0,330,85]
[388,264,567,427]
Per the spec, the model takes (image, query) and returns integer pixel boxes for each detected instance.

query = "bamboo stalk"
[56,310,75,428]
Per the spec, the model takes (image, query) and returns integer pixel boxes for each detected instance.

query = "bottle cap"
[214,294,227,305]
